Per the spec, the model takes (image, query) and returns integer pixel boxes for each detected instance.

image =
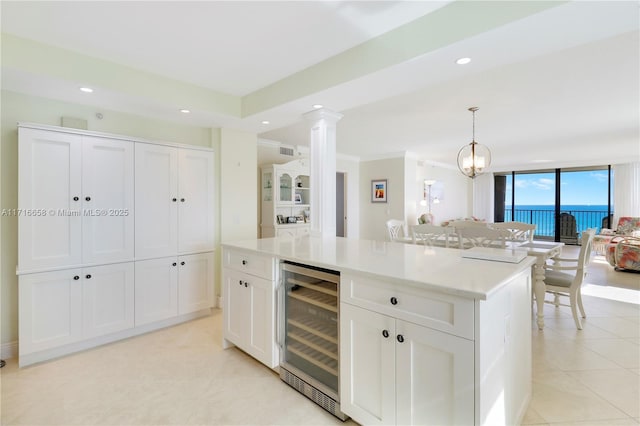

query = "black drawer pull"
[242,260,247,265]
[239,280,243,286]
[390,297,398,305]
[180,198,185,202]
[85,274,92,279]
[73,275,80,280]
[397,334,405,343]
[172,198,177,202]
[172,262,177,266]
[382,330,389,338]
[244,281,248,288]
[180,261,185,266]
[73,196,79,201]
[85,196,91,201]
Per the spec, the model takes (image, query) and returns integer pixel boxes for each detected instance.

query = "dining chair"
[456,227,509,249]
[491,221,536,243]
[385,219,406,242]
[542,228,596,330]
[411,224,455,248]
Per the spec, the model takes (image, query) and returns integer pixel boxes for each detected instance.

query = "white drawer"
[341,272,474,340]
[223,248,275,280]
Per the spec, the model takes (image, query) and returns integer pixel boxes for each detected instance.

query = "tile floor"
[1,248,638,425]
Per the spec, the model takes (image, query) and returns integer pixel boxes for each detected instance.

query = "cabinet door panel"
[135,144,178,258]
[340,303,396,425]
[178,149,214,253]
[134,258,178,326]
[396,320,474,426]
[178,252,214,315]
[82,137,134,263]
[19,269,82,354]
[18,128,82,270]
[83,262,134,338]
[223,269,249,345]
[247,273,276,367]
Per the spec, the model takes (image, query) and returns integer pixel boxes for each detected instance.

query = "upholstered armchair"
[593,216,640,255]
[605,236,640,272]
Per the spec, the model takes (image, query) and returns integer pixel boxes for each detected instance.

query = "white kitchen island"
[222,236,536,426]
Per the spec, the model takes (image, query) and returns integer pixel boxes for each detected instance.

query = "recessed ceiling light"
[261,120,270,125]
[180,109,191,114]
[312,104,323,109]
[455,57,471,65]
[79,87,93,93]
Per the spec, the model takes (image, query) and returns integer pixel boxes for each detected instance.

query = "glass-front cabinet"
[261,159,311,238]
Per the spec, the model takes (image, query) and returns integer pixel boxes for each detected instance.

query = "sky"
[505,170,610,206]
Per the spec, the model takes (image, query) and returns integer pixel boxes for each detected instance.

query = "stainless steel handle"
[276,279,284,350]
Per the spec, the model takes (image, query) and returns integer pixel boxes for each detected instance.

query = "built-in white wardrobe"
[17,123,215,366]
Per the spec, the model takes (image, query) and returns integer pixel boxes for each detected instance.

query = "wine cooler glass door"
[281,262,340,397]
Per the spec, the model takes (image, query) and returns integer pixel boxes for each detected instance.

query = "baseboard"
[2,341,18,360]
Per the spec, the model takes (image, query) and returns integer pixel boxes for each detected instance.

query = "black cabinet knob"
[73,275,80,280]
[244,281,248,288]
[172,198,177,202]
[390,297,398,305]
[239,280,243,286]
[397,335,405,343]
[85,274,92,279]
[172,262,177,266]
[73,196,79,201]
[180,261,185,266]
[242,260,247,265]
[180,198,185,202]
[85,196,91,201]
[382,330,389,338]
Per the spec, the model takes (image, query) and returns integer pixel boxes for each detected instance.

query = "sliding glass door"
[496,166,613,244]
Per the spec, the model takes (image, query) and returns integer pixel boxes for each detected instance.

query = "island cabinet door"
[395,320,475,426]
[340,303,396,425]
[223,268,276,368]
[223,268,250,347]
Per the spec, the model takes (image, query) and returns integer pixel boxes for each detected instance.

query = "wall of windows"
[495,166,613,244]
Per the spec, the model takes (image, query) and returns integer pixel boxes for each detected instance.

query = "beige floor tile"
[567,369,640,418]
[530,370,628,423]
[521,405,549,425]
[549,418,640,425]
[578,339,640,369]
[535,339,624,372]
[587,317,640,339]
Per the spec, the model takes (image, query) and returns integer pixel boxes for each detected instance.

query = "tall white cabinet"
[17,123,215,367]
[135,144,214,258]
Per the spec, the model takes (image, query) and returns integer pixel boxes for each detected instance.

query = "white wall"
[415,162,472,225]
[220,128,258,242]
[359,156,406,240]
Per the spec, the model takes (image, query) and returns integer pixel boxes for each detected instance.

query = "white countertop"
[223,236,536,300]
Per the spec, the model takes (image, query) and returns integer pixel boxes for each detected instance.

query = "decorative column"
[303,108,343,237]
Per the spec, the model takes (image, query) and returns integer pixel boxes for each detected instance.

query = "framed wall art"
[371,179,387,203]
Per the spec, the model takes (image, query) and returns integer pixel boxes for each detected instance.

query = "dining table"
[508,240,564,329]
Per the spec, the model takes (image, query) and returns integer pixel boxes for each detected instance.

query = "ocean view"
[504,204,611,238]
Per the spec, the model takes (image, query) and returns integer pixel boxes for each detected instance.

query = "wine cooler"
[279,261,347,421]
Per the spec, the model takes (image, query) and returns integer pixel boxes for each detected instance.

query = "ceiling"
[2,1,638,172]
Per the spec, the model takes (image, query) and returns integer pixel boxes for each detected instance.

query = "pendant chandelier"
[457,107,491,179]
